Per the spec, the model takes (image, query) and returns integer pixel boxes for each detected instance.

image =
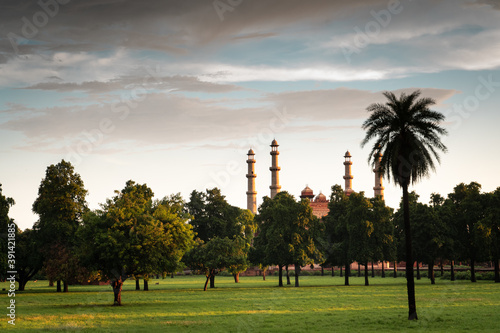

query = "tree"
[14,228,44,291]
[79,181,195,305]
[481,188,500,282]
[32,160,88,292]
[323,185,351,286]
[362,90,448,320]
[0,184,15,281]
[346,192,374,286]
[370,196,395,279]
[448,182,486,282]
[184,237,247,291]
[253,192,321,287]
[187,188,254,285]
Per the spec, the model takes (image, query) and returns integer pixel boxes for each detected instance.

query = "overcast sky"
[1,0,500,230]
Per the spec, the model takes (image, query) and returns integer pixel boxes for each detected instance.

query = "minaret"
[246,148,257,214]
[269,139,281,198]
[343,150,354,196]
[373,150,385,200]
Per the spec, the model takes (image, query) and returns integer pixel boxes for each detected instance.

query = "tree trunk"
[382,262,386,278]
[112,278,123,305]
[233,273,239,283]
[321,266,324,276]
[451,260,455,281]
[263,269,266,281]
[171,272,174,278]
[278,265,283,287]
[358,263,361,277]
[18,279,27,291]
[49,279,54,287]
[294,263,300,287]
[471,258,476,282]
[204,275,210,291]
[57,280,61,292]
[332,267,334,277]
[430,259,435,285]
[371,262,375,278]
[286,266,291,285]
[340,266,343,277]
[394,261,397,278]
[344,263,349,286]
[63,280,68,292]
[440,259,444,276]
[494,258,499,283]
[135,279,140,290]
[210,274,215,288]
[402,183,418,320]
[364,263,369,286]
[416,262,421,280]
[144,279,149,291]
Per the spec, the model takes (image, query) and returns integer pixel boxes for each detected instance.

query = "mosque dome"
[314,192,327,203]
[300,185,315,199]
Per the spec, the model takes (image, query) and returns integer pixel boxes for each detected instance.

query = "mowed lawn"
[1,275,499,332]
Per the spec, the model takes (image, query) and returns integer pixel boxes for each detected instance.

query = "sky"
[1,0,500,230]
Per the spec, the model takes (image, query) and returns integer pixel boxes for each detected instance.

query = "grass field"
[1,275,499,332]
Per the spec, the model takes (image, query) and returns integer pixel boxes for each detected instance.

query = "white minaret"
[246,148,257,214]
[269,139,281,198]
[343,150,354,196]
[373,151,385,200]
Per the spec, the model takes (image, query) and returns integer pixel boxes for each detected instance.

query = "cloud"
[264,87,458,121]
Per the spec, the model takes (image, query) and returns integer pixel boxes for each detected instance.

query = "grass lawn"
[1,275,499,332]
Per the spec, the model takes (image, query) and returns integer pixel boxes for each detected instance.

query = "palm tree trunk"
[403,183,418,320]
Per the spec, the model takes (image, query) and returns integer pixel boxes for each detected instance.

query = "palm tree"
[361,90,447,320]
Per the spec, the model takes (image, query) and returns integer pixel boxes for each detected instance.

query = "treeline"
[0,160,499,305]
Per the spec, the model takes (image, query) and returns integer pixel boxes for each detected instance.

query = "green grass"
[1,276,499,332]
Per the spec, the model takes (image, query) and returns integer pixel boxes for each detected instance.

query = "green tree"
[0,184,15,281]
[323,185,351,285]
[253,192,321,287]
[79,181,194,305]
[15,228,44,291]
[448,182,486,282]
[346,192,374,286]
[370,196,395,279]
[184,237,247,290]
[32,160,88,292]
[362,90,448,320]
[480,188,500,282]
[187,188,254,285]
